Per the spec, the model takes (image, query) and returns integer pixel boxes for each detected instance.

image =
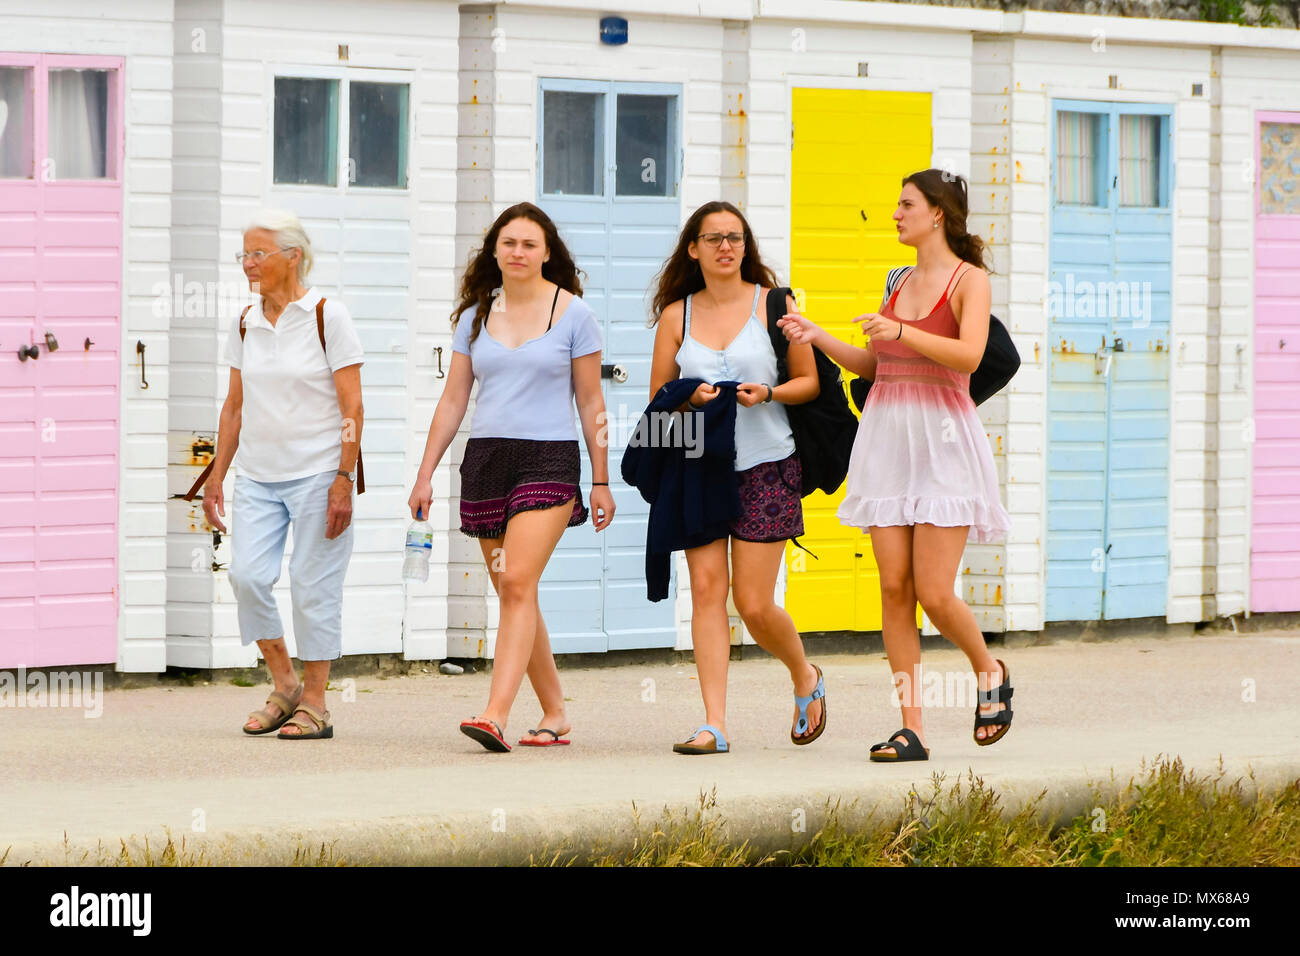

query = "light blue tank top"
[675,284,796,472]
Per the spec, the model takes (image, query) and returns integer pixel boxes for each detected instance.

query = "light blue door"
[536,79,681,652]
[1046,101,1172,621]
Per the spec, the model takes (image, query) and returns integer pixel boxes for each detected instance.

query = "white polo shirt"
[224,288,365,482]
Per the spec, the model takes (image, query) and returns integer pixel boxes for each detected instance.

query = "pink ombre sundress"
[837,264,1010,543]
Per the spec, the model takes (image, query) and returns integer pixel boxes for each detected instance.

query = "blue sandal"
[673,723,730,755]
[791,664,827,745]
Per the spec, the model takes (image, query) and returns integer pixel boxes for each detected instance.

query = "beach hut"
[0,2,174,672]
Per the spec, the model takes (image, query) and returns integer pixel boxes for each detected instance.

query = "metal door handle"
[17,344,39,362]
[601,363,628,383]
[1094,347,1112,378]
[44,331,59,352]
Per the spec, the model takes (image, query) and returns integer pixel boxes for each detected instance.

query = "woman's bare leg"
[729,537,823,740]
[478,536,569,742]
[682,538,731,747]
[911,523,1006,740]
[868,525,925,756]
[474,503,574,732]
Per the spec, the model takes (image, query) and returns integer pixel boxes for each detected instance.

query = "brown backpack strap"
[238,304,252,341]
[183,461,213,502]
[317,297,366,495]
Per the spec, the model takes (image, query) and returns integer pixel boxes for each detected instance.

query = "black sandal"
[869,727,929,762]
[974,659,1014,746]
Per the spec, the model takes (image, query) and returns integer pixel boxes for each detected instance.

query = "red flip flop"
[459,717,511,753]
[517,728,571,747]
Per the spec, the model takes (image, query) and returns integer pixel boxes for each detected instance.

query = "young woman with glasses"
[647,200,827,755]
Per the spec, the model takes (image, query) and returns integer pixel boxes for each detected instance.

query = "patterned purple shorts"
[459,438,587,539]
[730,452,804,543]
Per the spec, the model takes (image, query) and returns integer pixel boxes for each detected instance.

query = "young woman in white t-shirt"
[408,203,615,752]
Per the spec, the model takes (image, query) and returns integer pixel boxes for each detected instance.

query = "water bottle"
[403,507,432,582]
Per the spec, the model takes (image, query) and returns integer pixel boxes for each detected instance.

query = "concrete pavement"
[2,626,1298,865]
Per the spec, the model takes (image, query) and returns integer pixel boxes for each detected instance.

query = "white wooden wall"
[449,4,737,656]
[742,14,1006,632]
[4,1,175,672]
[1216,48,1300,618]
[977,35,1213,629]
[164,0,460,666]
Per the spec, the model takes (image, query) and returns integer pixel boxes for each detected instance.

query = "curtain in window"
[1118,115,1160,207]
[0,67,31,178]
[48,69,108,179]
[1056,111,1098,206]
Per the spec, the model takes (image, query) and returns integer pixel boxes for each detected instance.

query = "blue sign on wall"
[600,16,628,45]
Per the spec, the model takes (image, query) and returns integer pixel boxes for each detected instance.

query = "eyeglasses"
[697,232,745,249]
[235,248,288,265]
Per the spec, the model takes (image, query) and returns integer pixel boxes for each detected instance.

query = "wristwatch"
[337,469,356,482]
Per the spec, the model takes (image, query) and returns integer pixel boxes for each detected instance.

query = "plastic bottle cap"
[417,506,423,521]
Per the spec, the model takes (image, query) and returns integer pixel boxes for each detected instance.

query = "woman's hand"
[202,476,227,533]
[858,312,904,342]
[777,313,822,346]
[407,473,433,522]
[689,383,719,408]
[735,383,770,408]
[325,476,354,540]
[590,485,616,532]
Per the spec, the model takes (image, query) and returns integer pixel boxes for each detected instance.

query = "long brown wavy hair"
[901,169,989,271]
[452,202,583,344]
[650,201,782,324]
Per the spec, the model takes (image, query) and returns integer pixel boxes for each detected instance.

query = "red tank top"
[872,262,969,392]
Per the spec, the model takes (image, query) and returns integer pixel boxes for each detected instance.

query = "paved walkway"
[3,629,1297,864]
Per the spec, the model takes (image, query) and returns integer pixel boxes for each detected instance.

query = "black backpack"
[765,287,859,497]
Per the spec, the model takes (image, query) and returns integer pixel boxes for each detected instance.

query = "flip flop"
[460,717,511,753]
[517,728,571,747]
[672,723,730,755]
[791,663,827,745]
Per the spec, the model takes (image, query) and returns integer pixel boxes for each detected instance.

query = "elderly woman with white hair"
[201,209,365,739]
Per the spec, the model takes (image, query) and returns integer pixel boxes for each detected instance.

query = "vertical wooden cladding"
[1251,112,1300,612]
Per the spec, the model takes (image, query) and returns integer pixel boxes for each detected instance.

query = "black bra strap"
[546,285,561,331]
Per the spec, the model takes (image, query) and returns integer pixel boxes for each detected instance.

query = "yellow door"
[786,88,933,632]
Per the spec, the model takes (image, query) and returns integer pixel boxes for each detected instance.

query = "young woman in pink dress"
[779,169,1014,762]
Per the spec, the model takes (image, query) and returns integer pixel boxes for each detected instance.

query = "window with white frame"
[273,74,409,189]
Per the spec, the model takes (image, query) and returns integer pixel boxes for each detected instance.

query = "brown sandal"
[278,704,333,740]
[243,685,303,735]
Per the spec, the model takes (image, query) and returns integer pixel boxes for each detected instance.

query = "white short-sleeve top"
[223,287,365,482]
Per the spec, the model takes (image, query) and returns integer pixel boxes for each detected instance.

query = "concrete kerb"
[9,755,1296,866]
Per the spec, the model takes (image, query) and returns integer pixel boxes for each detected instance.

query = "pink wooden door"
[1252,112,1300,613]
[0,54,123,666]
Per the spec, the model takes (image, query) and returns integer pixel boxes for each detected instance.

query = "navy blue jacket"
[621,378,742,602]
